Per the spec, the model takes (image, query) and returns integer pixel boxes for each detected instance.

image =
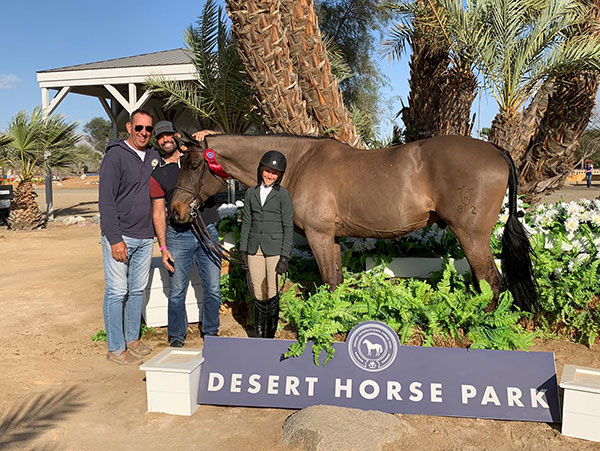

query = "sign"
[198,321,561,422]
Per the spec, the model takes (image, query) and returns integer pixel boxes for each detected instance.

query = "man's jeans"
[167,223,222,342]
[101,235,153,353]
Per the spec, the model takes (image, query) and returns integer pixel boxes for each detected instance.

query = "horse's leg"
[450,227,502,311]
[304,228,343,290]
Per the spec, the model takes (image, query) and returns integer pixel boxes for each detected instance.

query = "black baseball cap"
[154,121,176,137]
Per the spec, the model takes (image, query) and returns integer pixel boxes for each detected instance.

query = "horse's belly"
[334,198,431,238]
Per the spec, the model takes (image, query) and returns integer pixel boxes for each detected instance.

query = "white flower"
[291,247,314,260]
[591,213,600,227]
[561,240,574,252]
[363,238,377,250]
[565,217,580,234]
[494,226,504,239]
[575,253,590,265]
[235,200,244,208]
[352,239,366,252]
[580,210,591,222]
[217,203,238,219]
[566,202,583,217]
[498,213,509,224]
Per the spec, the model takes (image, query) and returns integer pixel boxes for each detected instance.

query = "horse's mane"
[206,132,393,152]
[208,132,335,141]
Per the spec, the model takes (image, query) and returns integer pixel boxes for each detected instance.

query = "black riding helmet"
[257,150,287,187]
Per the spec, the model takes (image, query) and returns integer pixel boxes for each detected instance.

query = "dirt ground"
[1,177,600,450]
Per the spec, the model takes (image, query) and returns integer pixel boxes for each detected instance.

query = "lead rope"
[189,200,243,264]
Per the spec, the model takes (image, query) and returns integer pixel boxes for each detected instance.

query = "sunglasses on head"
[134,125,154,133]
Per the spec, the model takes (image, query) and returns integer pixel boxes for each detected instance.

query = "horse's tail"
[496,146,538,311]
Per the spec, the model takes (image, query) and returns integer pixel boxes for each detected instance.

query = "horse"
[362,339,383,357]
[170,133,537,311]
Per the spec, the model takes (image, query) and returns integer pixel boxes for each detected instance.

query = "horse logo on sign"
[347,322,399,372]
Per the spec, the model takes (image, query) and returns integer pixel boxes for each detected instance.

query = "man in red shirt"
[150,121,222,347]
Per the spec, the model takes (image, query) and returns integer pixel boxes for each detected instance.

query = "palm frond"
[145,0,257,133]
[1,108,81,181]
[429,0,600,114]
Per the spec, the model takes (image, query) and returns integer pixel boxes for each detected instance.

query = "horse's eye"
[188,157,203,170]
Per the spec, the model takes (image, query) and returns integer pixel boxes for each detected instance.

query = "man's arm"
[192,130,223,142]
[151,197,174,272]
[150,175,175,272]
[98,153,127,262]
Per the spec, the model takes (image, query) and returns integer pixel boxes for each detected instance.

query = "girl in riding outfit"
[239,151,294,338]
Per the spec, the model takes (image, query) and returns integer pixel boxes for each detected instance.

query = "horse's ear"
[173,134,188,152]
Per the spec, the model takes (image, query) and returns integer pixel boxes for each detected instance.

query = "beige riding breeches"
[247,247,280,300]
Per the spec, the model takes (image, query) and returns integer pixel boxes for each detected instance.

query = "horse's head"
[170,131,227,224]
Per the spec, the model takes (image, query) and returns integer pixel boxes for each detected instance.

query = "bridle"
[173,141,288,294]
[174,145,241,264]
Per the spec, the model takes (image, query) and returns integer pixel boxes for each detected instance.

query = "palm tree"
[225,0,320,136]
[427,0,600,161]
[225,0,365,146]
[279,0,363,146]
[0,133,12,148]
[146,0,258,134]
[517,1,600,198]
[0,108,81,230]
[383,0,477,142]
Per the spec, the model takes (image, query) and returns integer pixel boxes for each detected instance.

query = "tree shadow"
[0,386,85,449]
[54,201,98,218]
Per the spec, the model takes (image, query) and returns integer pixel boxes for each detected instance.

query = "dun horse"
[171,134,537,311]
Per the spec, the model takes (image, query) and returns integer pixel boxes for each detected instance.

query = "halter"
[173,145,240,264]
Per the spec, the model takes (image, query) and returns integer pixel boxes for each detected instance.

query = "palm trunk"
[518,73,599,202]
[437,62,477,136]
[403,3,476,142]
[8,181,45,230]
[510,1,600,202]
[279,0,362,147]
[402,33,449,142]
[225,0,320,136]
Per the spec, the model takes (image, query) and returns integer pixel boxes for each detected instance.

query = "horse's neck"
[208,135,316,187]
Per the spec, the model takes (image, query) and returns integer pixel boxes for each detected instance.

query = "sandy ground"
[0,177,600,450]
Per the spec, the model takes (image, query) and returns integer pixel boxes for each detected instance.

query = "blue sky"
[0,0,498,139]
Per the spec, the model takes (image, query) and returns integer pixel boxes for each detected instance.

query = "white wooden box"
[140,348,204,416]
[365,257,470,278]
[142,257,203,327]
[365,257,502,278]
[559,364,600,442]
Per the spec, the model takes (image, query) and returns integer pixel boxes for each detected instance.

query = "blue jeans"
[101,235,153,353]
[167,223,221,342]
[587,173,592,188]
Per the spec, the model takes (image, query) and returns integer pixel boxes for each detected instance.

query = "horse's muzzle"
[170,202,192,224]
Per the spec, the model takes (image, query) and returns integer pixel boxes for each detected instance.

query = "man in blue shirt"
[99,109,160,364]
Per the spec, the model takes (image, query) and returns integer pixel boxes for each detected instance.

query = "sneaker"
[127,340,151,356]
[106,350,143,365]
[170,340,184,348]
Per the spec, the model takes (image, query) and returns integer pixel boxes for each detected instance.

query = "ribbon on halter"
[204,148,229,178]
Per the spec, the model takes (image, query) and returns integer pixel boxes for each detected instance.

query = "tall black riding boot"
[265,294,280,339]
[254,300,267,338]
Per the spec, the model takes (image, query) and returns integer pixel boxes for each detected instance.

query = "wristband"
[159,246,168,251]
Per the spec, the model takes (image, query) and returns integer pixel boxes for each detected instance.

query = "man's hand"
[192,130,222,142]
[161,249,175,273]
[111,241,128,262]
